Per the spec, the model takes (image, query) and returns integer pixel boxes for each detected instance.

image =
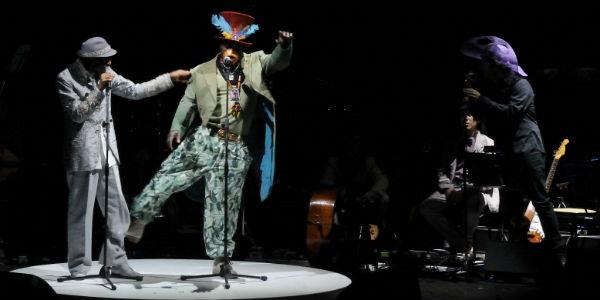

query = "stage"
[10,259,351,300]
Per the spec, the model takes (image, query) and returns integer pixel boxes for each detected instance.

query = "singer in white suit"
[56,37,190,278]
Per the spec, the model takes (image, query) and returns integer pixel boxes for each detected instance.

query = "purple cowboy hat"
[460,35,527,77]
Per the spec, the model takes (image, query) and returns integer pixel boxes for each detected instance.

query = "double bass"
[305,189,337,258]
[305,188,380,259]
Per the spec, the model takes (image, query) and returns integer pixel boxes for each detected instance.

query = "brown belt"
[209,127,242,142]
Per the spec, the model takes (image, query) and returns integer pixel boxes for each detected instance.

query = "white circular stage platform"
[12,259,351,300]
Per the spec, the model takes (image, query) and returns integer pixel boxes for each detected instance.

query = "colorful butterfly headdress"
[211,11,259,47]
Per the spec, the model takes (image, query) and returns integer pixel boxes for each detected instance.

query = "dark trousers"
[502,151,562,251]
[420,187,485,252]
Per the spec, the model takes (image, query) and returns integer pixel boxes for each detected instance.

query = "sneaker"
[212,256,227,274]
[221,263,238,278]
[126,218,147,244]
[212,257,238,278]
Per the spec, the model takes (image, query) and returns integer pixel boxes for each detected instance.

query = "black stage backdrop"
[1,1,600,263]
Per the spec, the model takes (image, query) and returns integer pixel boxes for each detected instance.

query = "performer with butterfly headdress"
[126,11,293,270]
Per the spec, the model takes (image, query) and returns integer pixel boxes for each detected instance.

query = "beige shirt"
[206,73,244,135]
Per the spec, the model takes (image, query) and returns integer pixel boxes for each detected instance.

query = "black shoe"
[449,248,474,267]
[100,265,143,281]
[64,272,88,281]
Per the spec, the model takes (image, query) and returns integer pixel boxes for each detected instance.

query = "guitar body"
[306,188,337,258]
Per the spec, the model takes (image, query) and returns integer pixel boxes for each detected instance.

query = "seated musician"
[319,134,390,240]
[419,112,498,262]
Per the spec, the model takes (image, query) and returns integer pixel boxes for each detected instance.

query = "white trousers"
[66,166,130,275]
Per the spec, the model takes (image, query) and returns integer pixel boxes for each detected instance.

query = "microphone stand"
[180,60,267,289]
[462,141,472,273]
[58,81,142,289]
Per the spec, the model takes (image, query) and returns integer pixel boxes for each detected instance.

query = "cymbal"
[555,207,597,214]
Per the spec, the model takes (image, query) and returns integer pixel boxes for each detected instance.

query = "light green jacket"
[171,43,293,200]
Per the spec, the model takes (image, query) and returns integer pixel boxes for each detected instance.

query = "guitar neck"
[545,158,559,193]
[526,139,567,226]
[526,159,558,223]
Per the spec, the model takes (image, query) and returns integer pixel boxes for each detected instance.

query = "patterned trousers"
[131,126,251,258]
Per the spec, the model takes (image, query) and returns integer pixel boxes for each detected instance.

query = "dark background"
[2,1,600,265]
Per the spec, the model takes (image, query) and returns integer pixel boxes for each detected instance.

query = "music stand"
[179,60,267,289]
[464,151,504,185]
[462,150,504,267]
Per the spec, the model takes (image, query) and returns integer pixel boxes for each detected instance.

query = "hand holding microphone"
[98,72,115,91]
[463,87,481,102]
[462,71,480,102]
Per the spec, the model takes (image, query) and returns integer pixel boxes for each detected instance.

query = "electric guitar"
[526,138,569,243]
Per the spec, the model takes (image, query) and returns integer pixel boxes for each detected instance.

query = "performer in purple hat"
[461,37,563,275]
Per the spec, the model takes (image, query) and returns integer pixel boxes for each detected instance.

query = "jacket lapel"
[197,56,218,104]
[242,53,252,83]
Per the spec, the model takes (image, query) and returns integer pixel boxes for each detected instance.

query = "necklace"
[228,74,242,118]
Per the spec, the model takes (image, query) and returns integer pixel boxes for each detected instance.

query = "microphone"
[223,56,232,66]
[101,72,112,92]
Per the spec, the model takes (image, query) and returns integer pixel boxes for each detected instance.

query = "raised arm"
[111,69,190,100]
[260,31,294,76]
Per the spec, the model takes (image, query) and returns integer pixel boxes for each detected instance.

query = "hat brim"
[216,37,252,47]
[77,48,117,58]
[516,66,528,77]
